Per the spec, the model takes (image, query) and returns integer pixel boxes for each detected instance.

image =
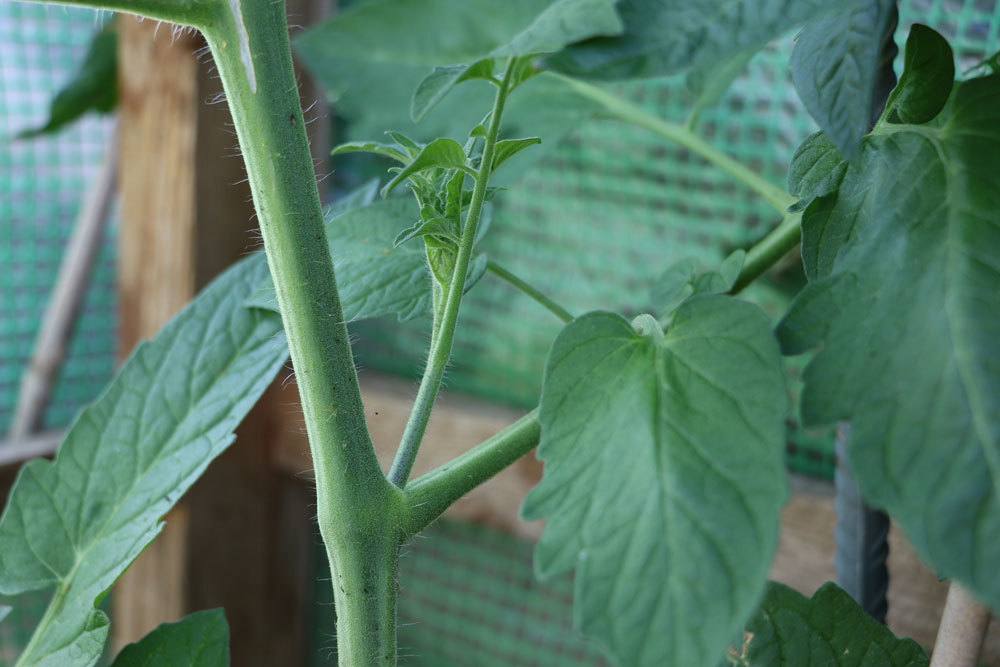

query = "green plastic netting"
[0,3,117,434]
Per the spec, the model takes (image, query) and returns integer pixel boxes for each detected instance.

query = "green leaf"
[777,72,1000,609]
[112,609,229,667]
[296,0,621,67]
[383,138,471,195]
[411,60,495,122]
[18,26,117,139]
[546,0,845,81]
[0,256,287,666]
[392,216,458,247]
[883,24,954,124]
[787,132,847,212]
[248,198,432,322]
[491,137,541,171]
[331,140,408,163]
[790,0,898,158]
[524,297,788,667]
[740,582,928,666]
[651,250,745,317]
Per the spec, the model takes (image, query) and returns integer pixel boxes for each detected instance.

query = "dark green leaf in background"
[112,609,229,667]
[18,26,118,139]
[546,0,846,81]
[525,297,787,667]
[778,71,1000,609]
[790,0,898,158]
[741,582,928,666]
[0,257,287,666]
[883,24,955,124]
[296,0,621,68]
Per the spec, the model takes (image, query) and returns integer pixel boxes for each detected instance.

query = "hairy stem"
[23,0,213,24]
[203,1,399,664]
[487,260,574,323]
[403,411,540,537]
[389,59,518,487]
[552,74,795,215]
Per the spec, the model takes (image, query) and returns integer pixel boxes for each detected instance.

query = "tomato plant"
[1,1,998,666]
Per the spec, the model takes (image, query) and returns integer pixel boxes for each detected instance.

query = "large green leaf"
[883,24,954,125]
[0,257,287,666]
[296,0,621,67]
[546,0,846,81]
[295,1,612,175]
[790,0,897,158]
[112,610,229,667]
[18,26,117,139]
[738,582,928,666]
[524,297,788,667]
[777,72,1000,607]
[247,197,432,321]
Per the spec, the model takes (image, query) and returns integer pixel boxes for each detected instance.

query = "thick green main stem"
[389,60,517,487]
[203,2,399,664]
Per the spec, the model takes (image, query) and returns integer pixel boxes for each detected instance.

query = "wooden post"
[113,2,327,661]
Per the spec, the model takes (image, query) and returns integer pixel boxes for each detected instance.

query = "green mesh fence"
[0,4,118,434]
[352,0,1000,481]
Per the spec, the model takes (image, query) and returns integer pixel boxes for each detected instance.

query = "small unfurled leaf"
[296,0,621,68]
[0,257,287,667]
[884,24,954,124]
[331,140,408,163]
[742,582,928,666]
[790,0,897,158]
[248,198,432,322]
[112,609,229,667]
[383,138,471,195]
[18,26,117,139]
[787,132,847,212]
[525,297,787,667]
[411,60,495,122]
[547,0,841,81]
[393,216,458,247]
[386,131,423,156]
[651,250,745,317]
[491,137,541,171]
[777,71,1000,610]
[685,49,754,127]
